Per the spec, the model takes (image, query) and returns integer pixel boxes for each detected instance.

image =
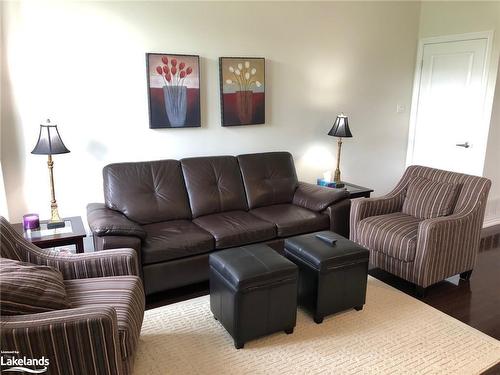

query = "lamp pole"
[47,154,61,223]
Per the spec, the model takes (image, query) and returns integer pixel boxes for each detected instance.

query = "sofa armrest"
[350,194,405,241]
[87,203,146,240]
[323,199,351,238]
[1,306,123,375]
[293,182,349,212]
[36,248,140,279]
[413,207,483,287]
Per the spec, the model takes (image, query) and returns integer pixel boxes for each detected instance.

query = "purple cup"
[23,213,40,230]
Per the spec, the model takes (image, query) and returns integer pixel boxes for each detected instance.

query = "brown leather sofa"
[88,152,350,296]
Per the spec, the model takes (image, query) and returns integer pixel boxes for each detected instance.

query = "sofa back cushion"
[237,152,298,209]
[0,258,71,315]
[103,159,192,224]
[402,176,459,219]
[181,156,248,218]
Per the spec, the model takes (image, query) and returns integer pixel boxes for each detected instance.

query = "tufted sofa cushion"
[181,156,249,218]
[237,152,299,209]
[103,159,192,224]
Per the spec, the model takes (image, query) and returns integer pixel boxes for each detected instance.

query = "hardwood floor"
[370,249,500,341]
[146,227,500,374]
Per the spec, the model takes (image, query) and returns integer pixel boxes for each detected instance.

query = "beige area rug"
[134,277,500,374]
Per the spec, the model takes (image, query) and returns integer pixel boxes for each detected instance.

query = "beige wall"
[484,63,500,225]
[1,1,421,222]
[0,1,9,218]
[419,1,500,225]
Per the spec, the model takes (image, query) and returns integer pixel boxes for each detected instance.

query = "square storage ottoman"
[209,244,298,349]
[284,231,369,324]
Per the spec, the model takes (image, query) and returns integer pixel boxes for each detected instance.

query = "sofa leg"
[415,286,426,298]
[284,328,294,335]
[460,270,473,281]
[354,305,363,311]
[313,315,324,324]
[234,341,244,349]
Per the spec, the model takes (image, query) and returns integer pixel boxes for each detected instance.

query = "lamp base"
[47,220,65,229]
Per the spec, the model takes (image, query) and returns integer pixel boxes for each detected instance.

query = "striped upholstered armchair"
[350,166,491,295]
[0,216,145,375]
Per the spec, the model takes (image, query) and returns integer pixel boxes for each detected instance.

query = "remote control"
[315,232,337,246]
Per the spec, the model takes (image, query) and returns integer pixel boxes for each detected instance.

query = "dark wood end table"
[342,182,374,199]
[13,216,87,253]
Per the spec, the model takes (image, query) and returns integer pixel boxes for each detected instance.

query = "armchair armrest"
[293,182,349,212]
[350,194,405,241]
[1,216,139,278]
[40,248,140,280]
[1,306,122,375]
[413,206,483,287]
[87,203,146,240]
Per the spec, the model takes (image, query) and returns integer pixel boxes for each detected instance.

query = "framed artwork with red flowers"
[146,53,201,128]
[219,57,265,126]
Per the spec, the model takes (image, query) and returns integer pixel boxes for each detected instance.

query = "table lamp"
[31,119,70,229]
[328,113,352,186]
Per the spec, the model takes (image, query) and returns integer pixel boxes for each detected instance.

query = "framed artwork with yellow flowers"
[219,57,265,126]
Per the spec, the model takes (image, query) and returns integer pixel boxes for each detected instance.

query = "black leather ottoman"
[209,244,298,349]
[284,231,369,324]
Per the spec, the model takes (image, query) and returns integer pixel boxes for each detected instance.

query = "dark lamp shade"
[328,114,353,138]
[31,125,70,155]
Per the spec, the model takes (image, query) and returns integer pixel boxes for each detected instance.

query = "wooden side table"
[342,182,374,199]
[13,216,87,253]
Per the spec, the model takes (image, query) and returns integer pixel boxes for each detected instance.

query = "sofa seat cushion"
[193,210,276,249]
[250,204,330,237]
[65,276,145,360]
[356,212,422,262]
[141,220,214,265]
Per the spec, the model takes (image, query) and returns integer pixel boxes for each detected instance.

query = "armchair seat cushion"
[141,220,214,265]
[193,210,276,249]
[64,276,145,360]
[356,212,422,262]
[250,204,330,237]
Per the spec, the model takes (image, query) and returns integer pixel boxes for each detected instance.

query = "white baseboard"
[483,198,500,228]
[483,215,500,228]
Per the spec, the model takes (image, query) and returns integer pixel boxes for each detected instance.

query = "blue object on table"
[317,178,341,188]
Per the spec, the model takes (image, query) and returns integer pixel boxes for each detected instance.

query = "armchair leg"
[415,286,426,298]
[460,270,473,281]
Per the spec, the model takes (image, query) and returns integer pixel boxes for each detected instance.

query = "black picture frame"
[219,57,265,126]
[146,53,201,129]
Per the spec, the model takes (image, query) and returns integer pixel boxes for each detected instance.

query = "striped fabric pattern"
[356,213,422,262]
[0,216,140,279]
[350,165,491,288]
[65,276,145,360]
[0,217,145,375]
[0,258,71,315]
[1,306,124,375]
[402,176,459,219]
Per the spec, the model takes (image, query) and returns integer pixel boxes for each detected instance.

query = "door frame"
[405,31,495,174]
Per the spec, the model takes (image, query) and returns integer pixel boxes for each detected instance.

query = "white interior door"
[408,36,490,175]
